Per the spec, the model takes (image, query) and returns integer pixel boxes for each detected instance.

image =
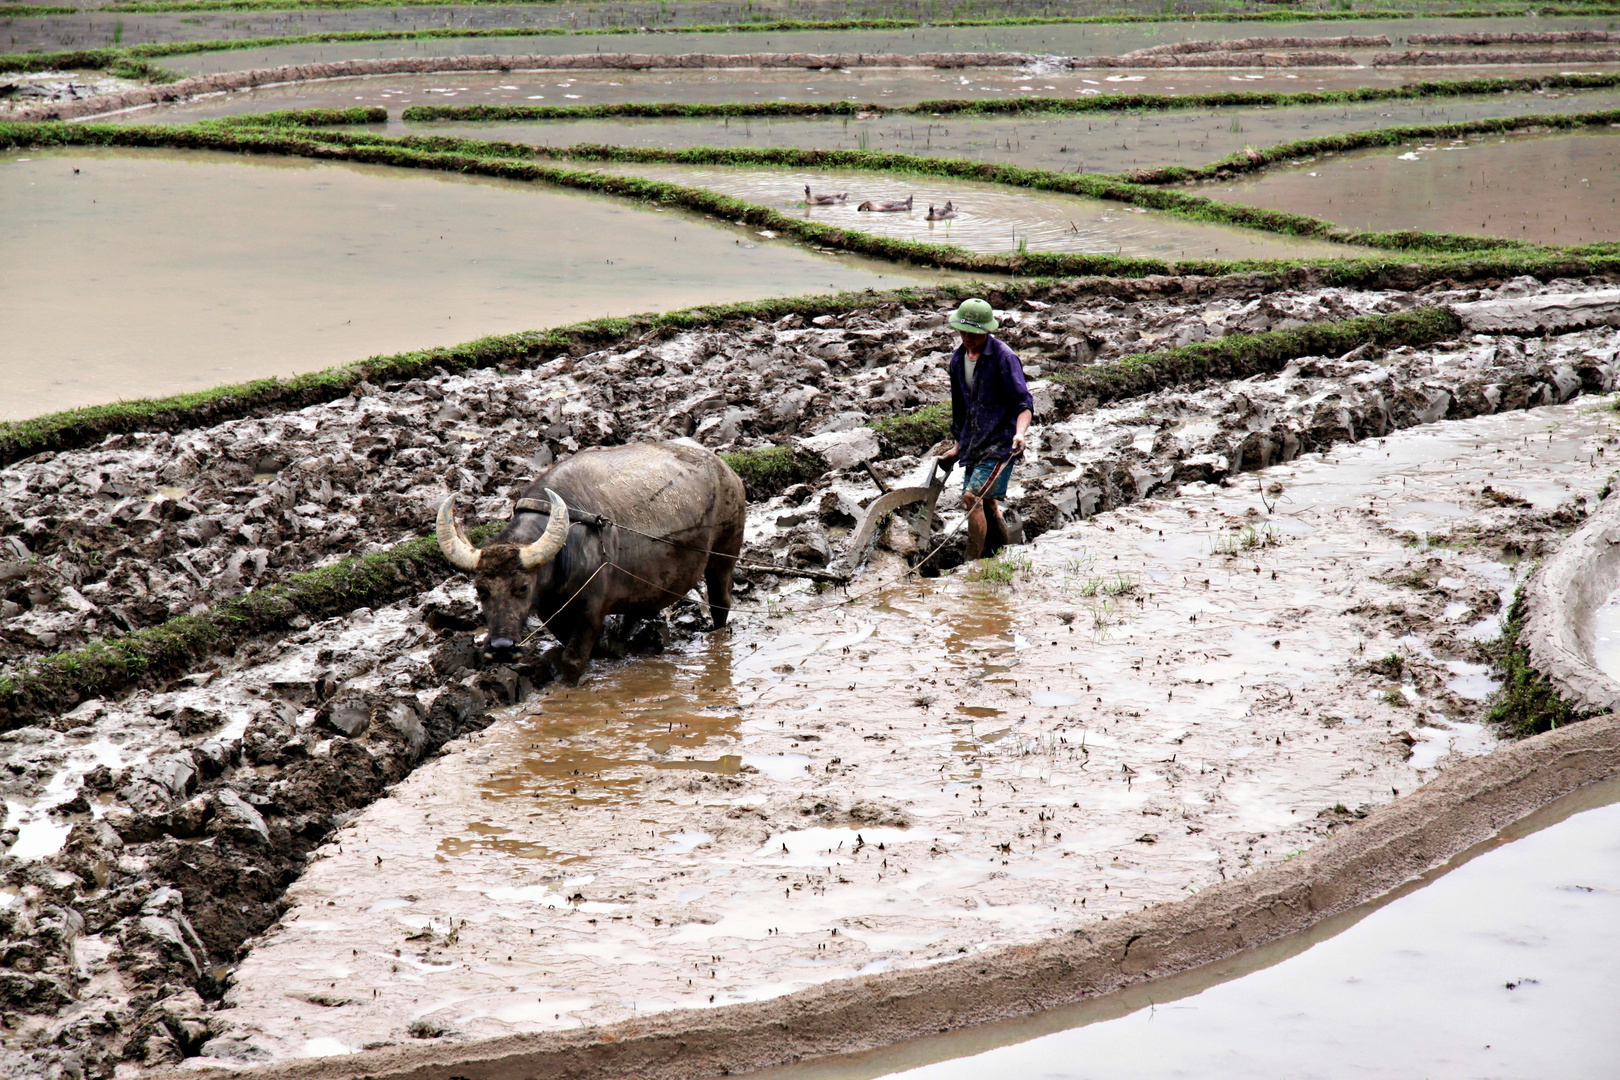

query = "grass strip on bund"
[0,305,1467,723]
[1120,106,1620,184]
[0,524,497,729]
[870,304,1466,449]
[38,5,1620,24]
[1487,589,1595,737]
[208,105,386,126]
[8,9,1620,75]
[397,72,1620,124]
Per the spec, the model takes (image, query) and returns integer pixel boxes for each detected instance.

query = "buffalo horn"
[518,488,570,571]
[435,497,480,571]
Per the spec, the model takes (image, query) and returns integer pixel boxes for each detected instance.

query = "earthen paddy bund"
[3,11,1620,1079]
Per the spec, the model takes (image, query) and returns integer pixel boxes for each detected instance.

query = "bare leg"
[982,496,1009,558]
[965,491,987,561]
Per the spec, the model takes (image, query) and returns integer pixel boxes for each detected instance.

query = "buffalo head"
[436,488,569,661]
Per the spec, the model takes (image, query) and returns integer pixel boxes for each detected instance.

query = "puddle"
[1589,591,1620,683]
[0,148,957,420]
[393,89,1620,177]
[740,774,1620,1080]
[594,160,1369,260]
[1222,127,1620,245]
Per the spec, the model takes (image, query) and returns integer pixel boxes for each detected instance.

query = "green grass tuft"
[869,402,952,452]
[719,446,828,501]
[1486,589,1592,738]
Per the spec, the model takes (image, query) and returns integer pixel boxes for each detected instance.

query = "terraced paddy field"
[3,10,1620,1079]
[0,147,952,420]
[8,13,1614,60]
[586,160,1371,259]
[1221,126,1620,245]
[392,92,1620,176]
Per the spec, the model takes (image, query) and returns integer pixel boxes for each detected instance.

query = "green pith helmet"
[947,297,998,335]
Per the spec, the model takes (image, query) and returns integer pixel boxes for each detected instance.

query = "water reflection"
[480,636,741,807]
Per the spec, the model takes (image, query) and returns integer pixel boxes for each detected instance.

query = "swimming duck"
[804,185,848,205]
[856,195,914,213]
[925,201,958,220]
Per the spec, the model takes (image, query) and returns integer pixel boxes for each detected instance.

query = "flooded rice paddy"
[589,161,1370,259]
[13,15,1610,70]
[112,62,1620,127]
[746,774,1620,1080]
[0,147,950,421]
[1223,127,1620,245]
[209,394,1620,1062]
[400,90,1620,177]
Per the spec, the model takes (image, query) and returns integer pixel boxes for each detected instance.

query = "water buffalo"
[436,441,747,684]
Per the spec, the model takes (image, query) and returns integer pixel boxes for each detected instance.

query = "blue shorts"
[962,459,1013,500]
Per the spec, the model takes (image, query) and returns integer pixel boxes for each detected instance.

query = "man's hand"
[939,440,958,459]
[1012,409,1032,457]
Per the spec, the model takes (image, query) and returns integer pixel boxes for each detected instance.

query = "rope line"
[515,561,610,649]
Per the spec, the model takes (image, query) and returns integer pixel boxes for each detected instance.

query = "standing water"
[0,148,956,420]
[1221,128,1620,246]
[739,775,1620,1080]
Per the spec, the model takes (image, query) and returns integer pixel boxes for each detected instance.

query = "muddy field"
[2,270,1619,1076]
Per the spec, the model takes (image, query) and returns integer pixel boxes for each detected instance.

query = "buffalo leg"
[704,552,738,630]
[557,604,607,685]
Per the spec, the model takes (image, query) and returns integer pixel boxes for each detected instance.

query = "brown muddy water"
[740,775,1620,1080]
[1221,126,1620,245]
[11,15,1610,61]
[211,395,1620,1062]
[587,161,1371,259]
[108,62,1620,127]
[0,147,954,421]
[398,89,1620,177]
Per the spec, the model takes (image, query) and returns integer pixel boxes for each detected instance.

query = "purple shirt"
[949,334,1034,467]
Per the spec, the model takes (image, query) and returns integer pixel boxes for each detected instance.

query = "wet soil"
[588,160,1372,259]
[396,89,1620,177]
[106,61,1620,125]
[6,274,1606,681]
[2,275,1617,1075]
[208,383,1620,1063]
[1221,127,1620,246]
[8,13,1601,64]
[0,147,951,421]
[743,774,1620,1080]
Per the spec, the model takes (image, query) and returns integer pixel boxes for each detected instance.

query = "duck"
[804,185,848,205]
[857,194,914,212]
[925,201,957,220]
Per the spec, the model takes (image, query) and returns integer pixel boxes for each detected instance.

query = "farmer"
[939,298,1034,561]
